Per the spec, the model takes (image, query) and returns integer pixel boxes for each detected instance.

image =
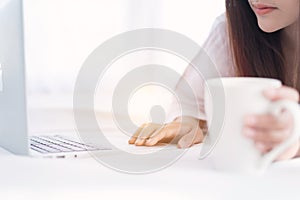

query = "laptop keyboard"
[30,135,111,154]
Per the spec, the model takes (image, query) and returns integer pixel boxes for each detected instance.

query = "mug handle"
[258,100,300,171]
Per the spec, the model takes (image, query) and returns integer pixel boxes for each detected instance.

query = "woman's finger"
[145,122,192,146]
[264,86,299,102]
[255,142,273,153]
[145,123,183,146]
[243,127,291,144]
[128,123,149,144]
[145,126,169,146]
[244,111,292,130]
[134,123,162,146]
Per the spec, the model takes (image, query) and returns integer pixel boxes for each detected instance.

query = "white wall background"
[23,0,225,112]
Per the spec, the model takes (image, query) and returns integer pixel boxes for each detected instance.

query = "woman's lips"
[252,3,277,15]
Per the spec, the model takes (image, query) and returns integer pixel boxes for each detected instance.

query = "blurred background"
[23,0,225,131]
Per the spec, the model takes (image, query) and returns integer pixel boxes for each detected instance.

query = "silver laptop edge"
[0,0,29,155]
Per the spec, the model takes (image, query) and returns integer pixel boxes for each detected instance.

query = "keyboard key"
[30,144,49,154]
[30,135,111,154]
[53,135,101,151]
[42,136,87,151]
[30,140,61,153]
[32,136,82,152]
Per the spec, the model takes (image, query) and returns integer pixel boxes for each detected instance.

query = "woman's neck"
[281,20,299,88]
[282,21,298,52]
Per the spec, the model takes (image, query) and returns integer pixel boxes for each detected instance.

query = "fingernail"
[245,116,256,126]
[244,128,256,137]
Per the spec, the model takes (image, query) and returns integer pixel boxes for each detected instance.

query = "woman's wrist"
[174,116,199,123]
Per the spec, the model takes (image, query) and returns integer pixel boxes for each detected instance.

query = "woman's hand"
[128,116,206,148]
[243,86,300,161]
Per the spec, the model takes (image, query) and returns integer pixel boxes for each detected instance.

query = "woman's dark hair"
[226,0,299,87]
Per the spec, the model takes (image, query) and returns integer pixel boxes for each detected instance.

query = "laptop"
[0,0,111,158]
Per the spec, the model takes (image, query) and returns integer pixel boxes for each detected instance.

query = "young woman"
[129,0,300,161]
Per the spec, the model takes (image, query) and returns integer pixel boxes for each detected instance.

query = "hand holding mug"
[204,77,300,173]
[244,86,300,160]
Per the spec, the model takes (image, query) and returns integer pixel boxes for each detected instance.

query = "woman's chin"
[258,23,281,33]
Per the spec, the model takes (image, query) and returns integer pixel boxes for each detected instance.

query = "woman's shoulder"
[211,13,227,33]
[203,13,228,51]
[203,13,235,77]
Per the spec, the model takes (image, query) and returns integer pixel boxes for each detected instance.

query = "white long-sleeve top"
[167,14,236,122]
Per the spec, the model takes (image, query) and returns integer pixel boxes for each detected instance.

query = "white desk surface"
[1,107,300,200]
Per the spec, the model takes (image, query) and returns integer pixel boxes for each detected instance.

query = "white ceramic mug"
[202,77,300,173]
